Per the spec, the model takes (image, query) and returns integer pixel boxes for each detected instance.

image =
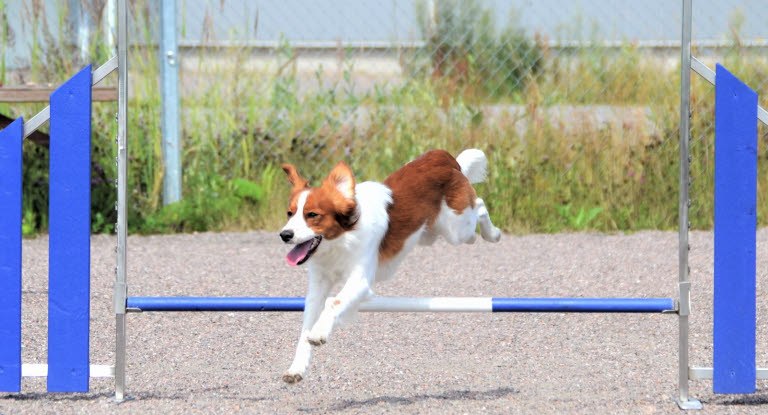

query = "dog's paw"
[282,371,303,384]
[483,226,501,243]
[307,320,331,346]
[306,333,327,346]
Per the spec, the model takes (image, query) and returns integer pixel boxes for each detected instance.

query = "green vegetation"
[0,0,7,84]
[556,204,604,231]
[413,0,542,101]
[2,1,767,235]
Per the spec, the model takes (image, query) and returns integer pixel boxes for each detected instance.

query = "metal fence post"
[68,0,90,62]
[161,0,181,204]
[676,0,701,410]
[114,0,128,403]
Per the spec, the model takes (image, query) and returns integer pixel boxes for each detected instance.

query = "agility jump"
[0,0,765,409]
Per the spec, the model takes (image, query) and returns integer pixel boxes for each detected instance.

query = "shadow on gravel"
[712,392,768,406]
[128,386,270,403]
[2,392,113,402]
[300,386,517,412]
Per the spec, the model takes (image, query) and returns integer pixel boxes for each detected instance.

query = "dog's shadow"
[299,386,517,412]
[710,392,768,407]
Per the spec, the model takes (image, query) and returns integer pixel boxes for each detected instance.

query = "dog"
[279,149,502,383]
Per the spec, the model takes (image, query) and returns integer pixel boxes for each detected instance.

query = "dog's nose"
[280,230,294,243]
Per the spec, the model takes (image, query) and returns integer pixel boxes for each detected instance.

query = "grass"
[3,1,768,235]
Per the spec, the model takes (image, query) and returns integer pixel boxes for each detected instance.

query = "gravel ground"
[2,229,767,414]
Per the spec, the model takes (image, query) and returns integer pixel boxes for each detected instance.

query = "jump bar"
[126,297,675,313]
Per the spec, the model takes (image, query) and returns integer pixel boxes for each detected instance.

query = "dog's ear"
[324,161,355,201]
[324,161,358,229]
[282,164,309,190]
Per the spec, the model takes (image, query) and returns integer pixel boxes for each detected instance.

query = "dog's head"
[279,162,359,266]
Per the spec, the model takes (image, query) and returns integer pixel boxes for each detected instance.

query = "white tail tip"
[456,149,487,184]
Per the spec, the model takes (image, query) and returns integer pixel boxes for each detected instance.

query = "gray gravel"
[2,229,767,414]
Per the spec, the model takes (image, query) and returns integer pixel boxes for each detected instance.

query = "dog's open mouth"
[286,236,322,266]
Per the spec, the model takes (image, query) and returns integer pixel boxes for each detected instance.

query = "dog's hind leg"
[475,197,501,242]
[433,200,478,245]
[435,169,486,245]
[283,273,331,383]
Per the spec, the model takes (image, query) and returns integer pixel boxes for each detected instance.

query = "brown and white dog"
[279,149,501,383]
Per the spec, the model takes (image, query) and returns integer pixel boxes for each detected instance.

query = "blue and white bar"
[127,297,675,313]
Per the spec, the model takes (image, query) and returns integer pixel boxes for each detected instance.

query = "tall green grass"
[3,1,767,235]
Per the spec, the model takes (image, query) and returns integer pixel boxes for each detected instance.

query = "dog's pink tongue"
[286,240,313,266]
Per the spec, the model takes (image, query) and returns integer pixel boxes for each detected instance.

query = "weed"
[556,204,605,230]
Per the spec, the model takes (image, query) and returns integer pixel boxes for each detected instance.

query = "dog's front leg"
[283,272,331,384]
[307,263,374,346]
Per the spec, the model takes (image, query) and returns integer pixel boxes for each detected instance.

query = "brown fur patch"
[379,150,477,261]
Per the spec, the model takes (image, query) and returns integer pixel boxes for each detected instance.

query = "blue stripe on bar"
[128,297,306,312]
[0,117,23,392]
[126,297,674,313]
[491,298,674,313]
[713,64,757,394]
[48,65,92,393]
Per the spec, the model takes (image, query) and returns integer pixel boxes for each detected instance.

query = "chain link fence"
[1,0,767,232]
[176,0,768,231]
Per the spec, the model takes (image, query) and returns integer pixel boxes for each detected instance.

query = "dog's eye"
[287,211,293,218]
[306,212,319,218]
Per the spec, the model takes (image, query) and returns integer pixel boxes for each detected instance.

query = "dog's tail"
[456,149,488,184]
